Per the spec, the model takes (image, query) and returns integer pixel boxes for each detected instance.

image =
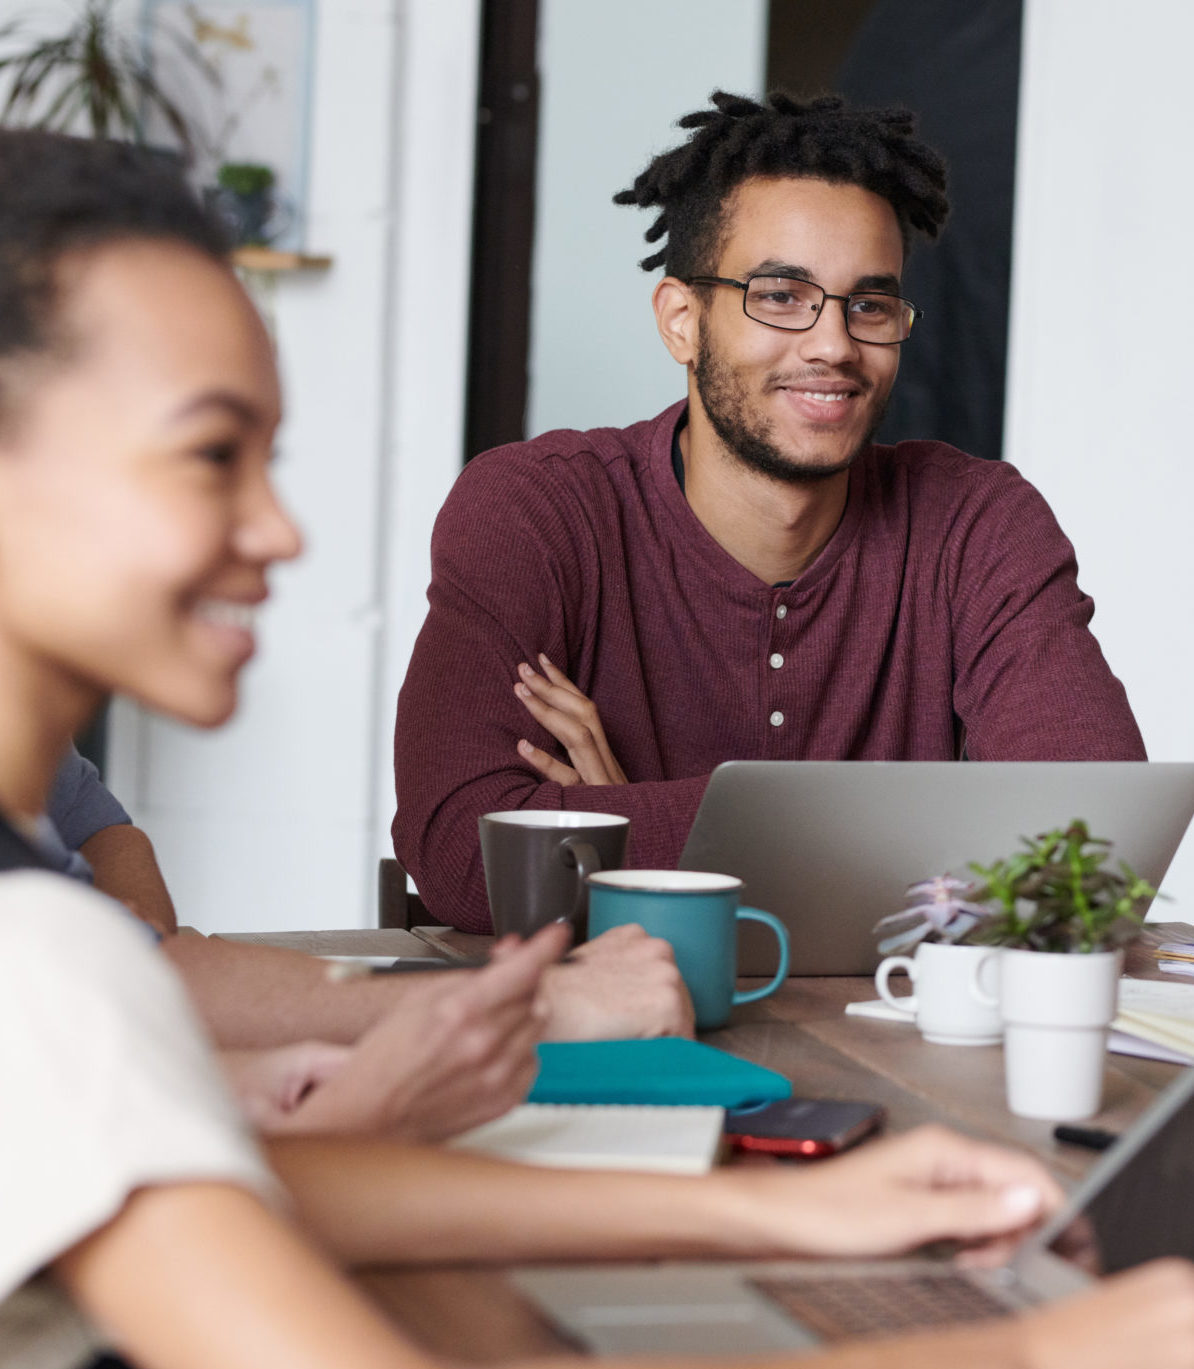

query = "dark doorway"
[768,0,1023,462]
[464,0,540,462]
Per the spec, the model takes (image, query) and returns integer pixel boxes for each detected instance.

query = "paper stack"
[1113,979,1194,1065]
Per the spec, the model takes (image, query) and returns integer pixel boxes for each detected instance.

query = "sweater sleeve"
[946,461,1146,761]
[393,453,708,931]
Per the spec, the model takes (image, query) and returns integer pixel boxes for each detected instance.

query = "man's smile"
[771,373,871,426]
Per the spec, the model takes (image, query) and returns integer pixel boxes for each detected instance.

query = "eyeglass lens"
[744,277,915,342]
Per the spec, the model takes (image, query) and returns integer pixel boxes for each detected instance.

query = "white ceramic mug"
[875,941,1003,1045]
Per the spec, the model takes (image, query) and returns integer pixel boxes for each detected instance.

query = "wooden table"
[407,921,1186,1183]
[220,920,1191,1359]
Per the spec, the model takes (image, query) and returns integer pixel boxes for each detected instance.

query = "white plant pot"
[986,948,1122,1121]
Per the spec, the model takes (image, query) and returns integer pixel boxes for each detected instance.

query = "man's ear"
[652,277,700,366]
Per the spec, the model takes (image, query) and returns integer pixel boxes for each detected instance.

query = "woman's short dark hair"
[0,131,229,419]
[614,90,950,276]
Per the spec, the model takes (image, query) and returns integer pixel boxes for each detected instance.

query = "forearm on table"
[162,934,437,1049]
[269,1141,779,1266]
[257,1144,1045,1369]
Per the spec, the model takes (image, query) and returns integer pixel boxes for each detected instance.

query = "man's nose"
[796,293,861,366]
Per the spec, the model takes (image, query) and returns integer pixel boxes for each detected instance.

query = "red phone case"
[724,1099,885,1157]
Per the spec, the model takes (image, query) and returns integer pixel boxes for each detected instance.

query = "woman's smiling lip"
[192,596,265,663]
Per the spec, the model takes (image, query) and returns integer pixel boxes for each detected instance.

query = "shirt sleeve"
[947,461,1146,760]
[46,746,132,851]
[0,871,277,1305]
[393,453,708,931]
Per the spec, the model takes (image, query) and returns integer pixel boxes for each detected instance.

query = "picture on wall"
[143,0,314,250]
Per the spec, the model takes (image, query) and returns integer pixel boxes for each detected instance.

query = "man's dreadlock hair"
[614,91,949,277]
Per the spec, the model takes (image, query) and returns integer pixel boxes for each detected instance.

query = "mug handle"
[560,836,601,936]
[875,955,918,1016]
[969,948,1001,1009]
[732,908,790,1005]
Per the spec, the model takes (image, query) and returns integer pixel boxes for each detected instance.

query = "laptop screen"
[1047,1075,1194,1276]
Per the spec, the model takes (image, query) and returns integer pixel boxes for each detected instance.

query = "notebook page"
[447,1104,726,1174]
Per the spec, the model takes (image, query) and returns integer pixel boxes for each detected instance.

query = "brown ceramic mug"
[478,810,630,939]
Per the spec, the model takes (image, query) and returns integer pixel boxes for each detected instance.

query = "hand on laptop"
[731,1125,1062,1262]
[514,654,628,786]
[1016,1259,1194,1369]
[537,923,695,1040]
[261,922,570,1141]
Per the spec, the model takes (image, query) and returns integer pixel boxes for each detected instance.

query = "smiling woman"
[0,220,300,743]
[0,131,425,1369]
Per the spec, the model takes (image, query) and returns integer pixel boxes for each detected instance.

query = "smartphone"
[724,1097,885,1157]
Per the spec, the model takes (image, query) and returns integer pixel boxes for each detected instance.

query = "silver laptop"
[678,761,1194,975]
[513,1066,1194,1355]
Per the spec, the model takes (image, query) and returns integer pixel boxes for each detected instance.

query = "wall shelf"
[232,247,333,273]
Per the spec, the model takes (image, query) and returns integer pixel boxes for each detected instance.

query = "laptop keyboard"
[751,1272,1011,1342]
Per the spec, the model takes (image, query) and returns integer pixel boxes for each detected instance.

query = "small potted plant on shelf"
[208,161,283,247]
[872,876,1003,1045]
[966,820,1158,1121]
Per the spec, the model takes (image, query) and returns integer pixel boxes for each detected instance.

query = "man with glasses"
[394,92,1144,932]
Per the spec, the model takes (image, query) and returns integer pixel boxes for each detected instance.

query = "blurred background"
[2,0,1191,930]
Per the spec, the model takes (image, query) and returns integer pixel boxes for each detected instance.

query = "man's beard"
[693,336,886,485]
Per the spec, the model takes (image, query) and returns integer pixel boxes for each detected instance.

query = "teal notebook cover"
[527,1038,792,1108]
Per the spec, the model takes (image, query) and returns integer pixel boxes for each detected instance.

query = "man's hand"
[514,654,628,786]
[538,923,694,1040]
[720,1125,1063,1262]
[1016,1259,1194,1369]
[220,1042,352,1131]
[266,922,570,1142]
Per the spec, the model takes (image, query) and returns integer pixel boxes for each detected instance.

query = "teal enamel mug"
[585,870,790,1031]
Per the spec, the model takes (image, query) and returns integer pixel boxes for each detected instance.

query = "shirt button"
[769,710,785,727]
[769,653,784,670]
[775,604,788,620]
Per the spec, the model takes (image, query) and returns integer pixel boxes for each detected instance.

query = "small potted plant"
[872,876,1003,1045]
[207,161,282,246]
[966,820,1158,1120]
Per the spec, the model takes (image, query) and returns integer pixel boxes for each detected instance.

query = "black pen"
[1053,1124,1119,1151]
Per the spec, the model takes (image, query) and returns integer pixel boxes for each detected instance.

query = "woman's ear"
[652,277,701,367]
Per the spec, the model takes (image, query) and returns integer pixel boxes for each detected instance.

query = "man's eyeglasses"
[685,275,923,345]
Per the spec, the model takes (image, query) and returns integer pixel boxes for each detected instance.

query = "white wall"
[527,0,768,437]
[108,0,480,932]
[1006,0,1194,913]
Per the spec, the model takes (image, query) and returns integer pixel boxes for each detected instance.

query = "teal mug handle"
[732,907,790,1004]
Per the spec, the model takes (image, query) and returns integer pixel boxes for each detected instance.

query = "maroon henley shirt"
[394,402,1145,931]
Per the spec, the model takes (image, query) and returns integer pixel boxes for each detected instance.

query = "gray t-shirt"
[44,749,131,882]
[47,749,130,851]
